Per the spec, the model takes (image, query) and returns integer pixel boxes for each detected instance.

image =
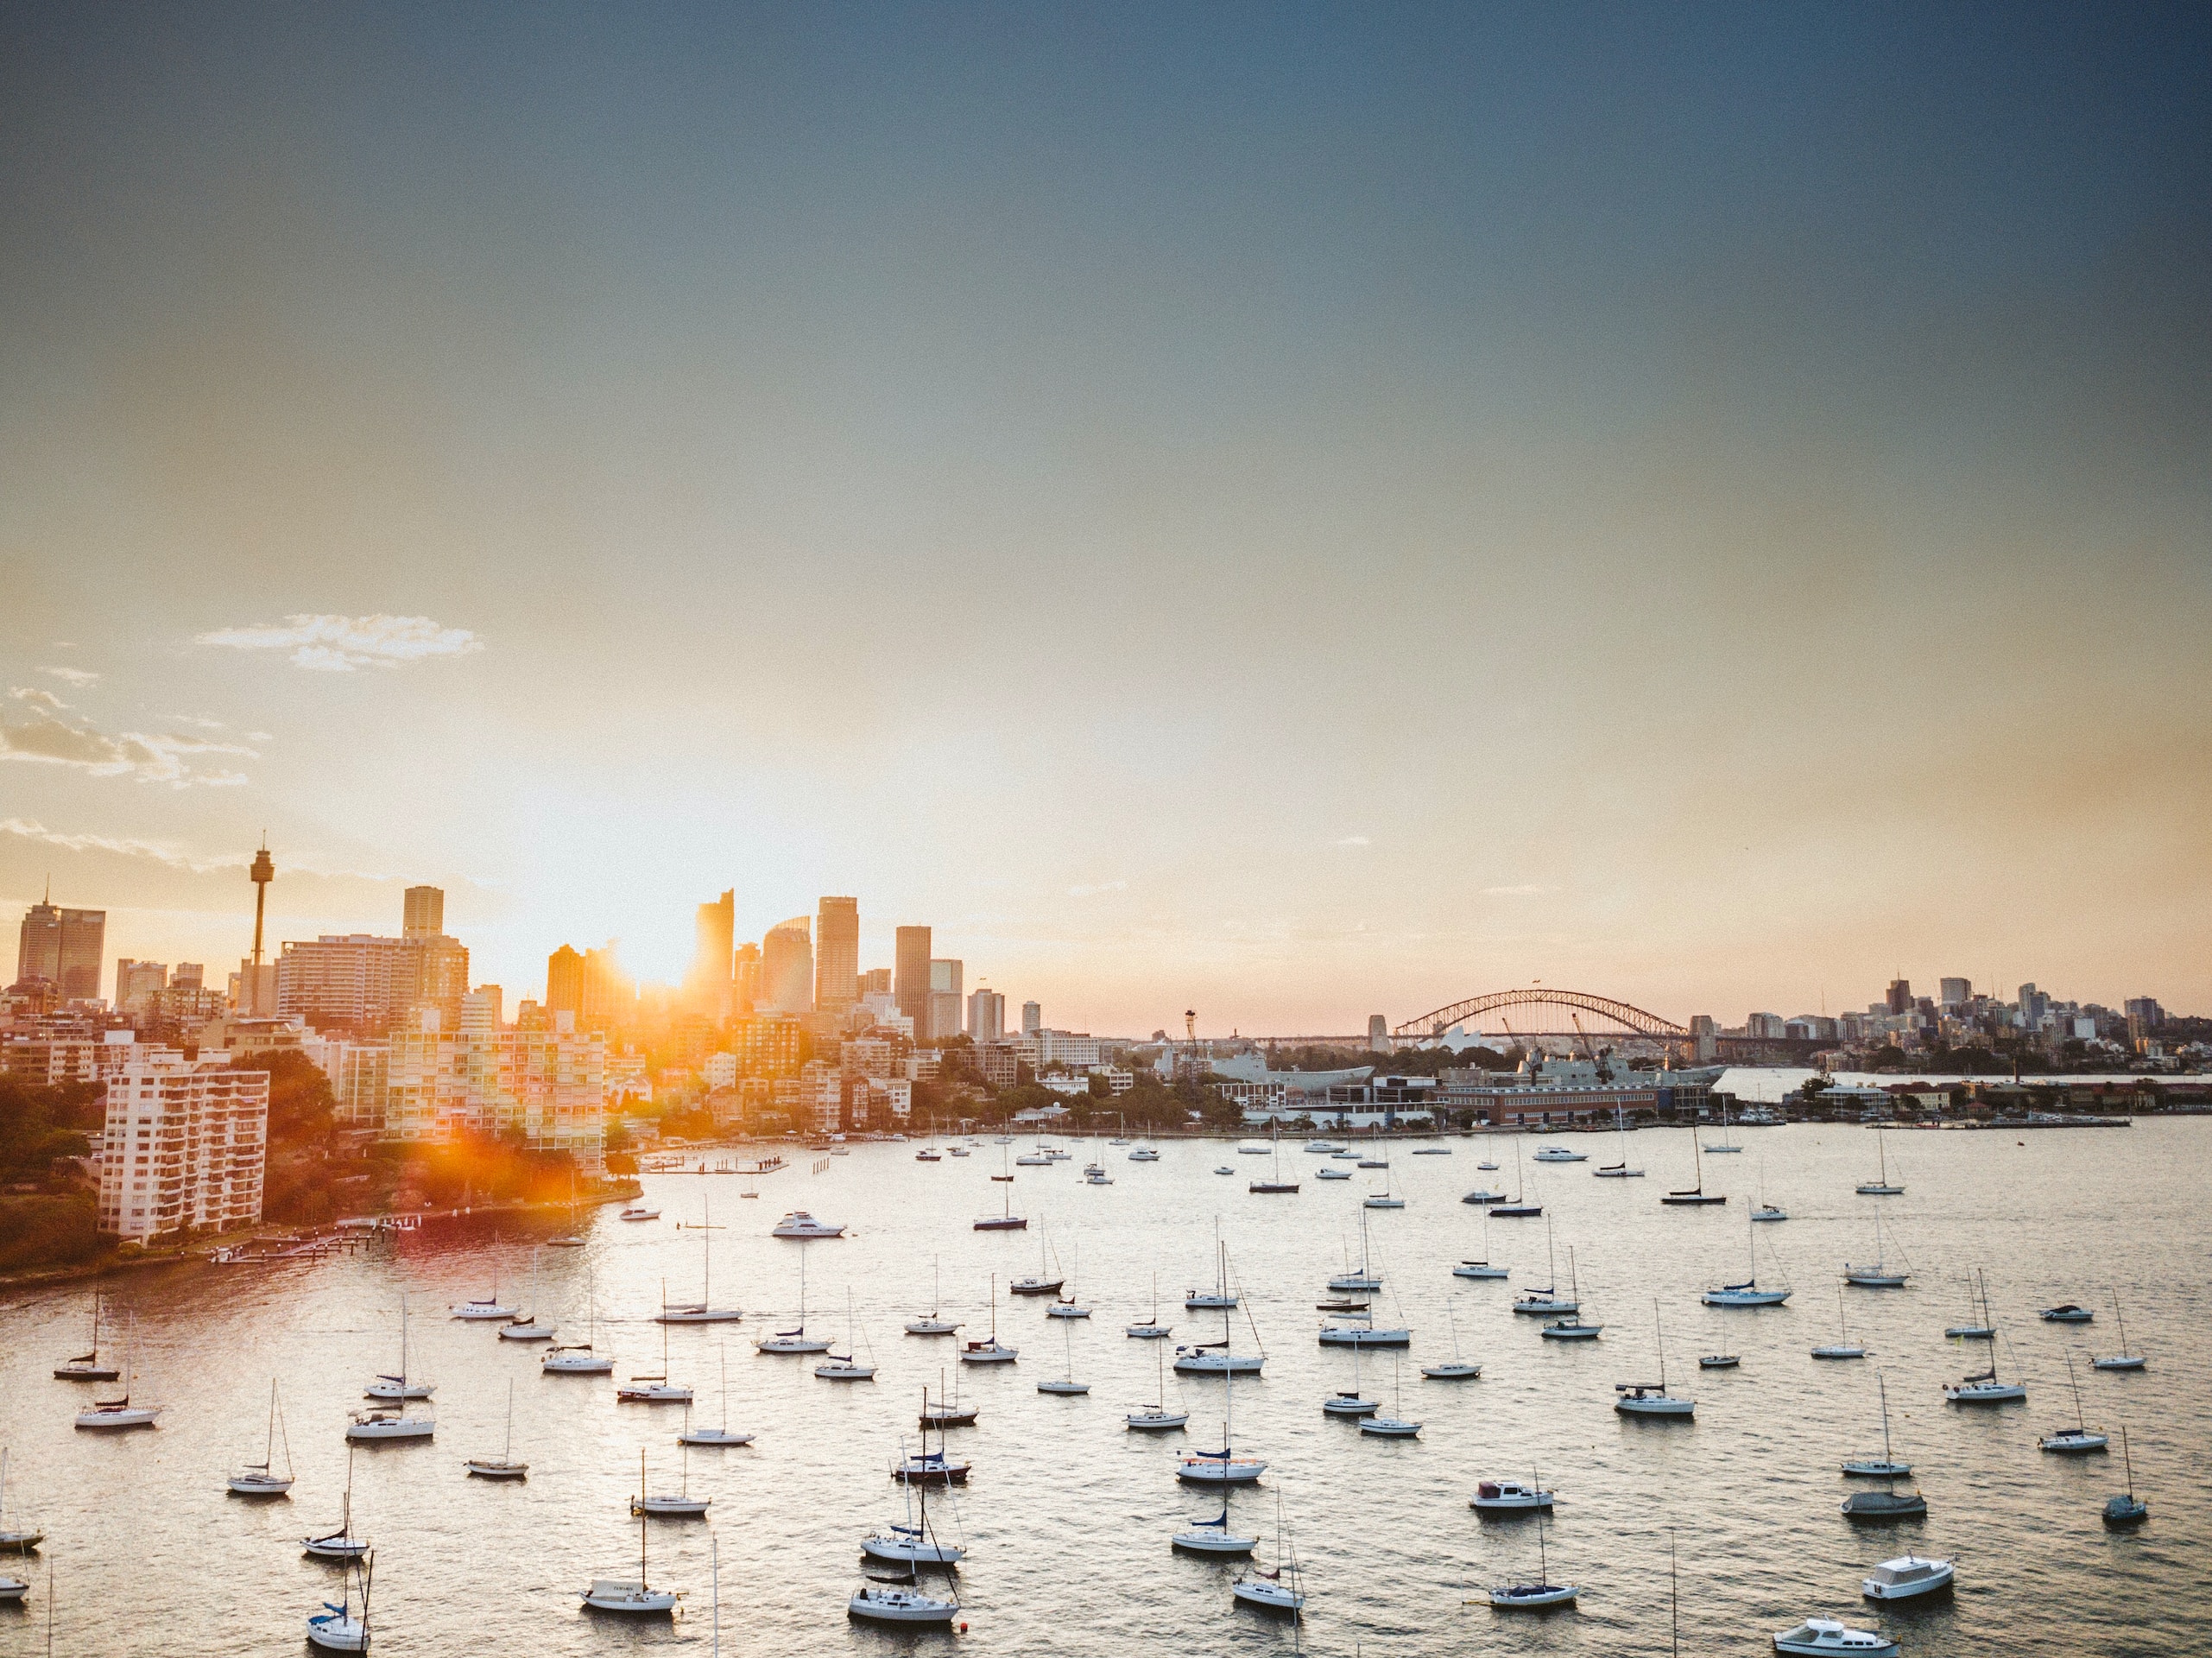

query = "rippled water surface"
[1,1120,2205,1656]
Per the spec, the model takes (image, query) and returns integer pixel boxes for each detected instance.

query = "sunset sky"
[4,3,2208,1033]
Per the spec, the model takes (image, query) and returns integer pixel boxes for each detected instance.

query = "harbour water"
[0,1119,2204,1655]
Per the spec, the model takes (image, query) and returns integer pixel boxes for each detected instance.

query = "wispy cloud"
[1481,883,1555,896]
[1066,878,1128,897]
[0,817,233,870]
[11,686,68,712]
[41,666,98,686]
[196,613,483,672]
[0,705,256,788]
[1334,835,1373,847]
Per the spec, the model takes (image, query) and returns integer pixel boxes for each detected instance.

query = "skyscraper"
[690,889,736,1011]
[894,926,932,1027]
[760,917,814,1015]
[1885,978,1912,1016]
[928,958,964,1043]
[733,942,761,1014]
[1021,1000,1042,1035]
[1938,977,1971,1008]
[402,885,445,939]
[816,895,859,1012]
[115,959,168,1013]
[15,895,104,998]
[547,944,586,1015]
[968,987,1005,1042]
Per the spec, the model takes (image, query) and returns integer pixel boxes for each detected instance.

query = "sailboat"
[1230,1492,1306,1612]
[1943,1269,1996,1340]
[1660,1122,1726,1205]
[2092,1290,2146,1371]
[0,1451,42,1550]
[1855,1120,1903,1195]
[1698,1212,1787,1301]
[1177,1351,1267,1482]
[1127,1340,1188,1428]
[1487,1488,1577,1606]
[1540,1247,1602,1339]
[306,1550,373,1650]
[74,1312,161,1430]
[465,1378,529,1478]
[1943,1329,2027,1404]
[1421,1307,1482,1378]
[974,1161,1027,1230]
[1359,1354,1421,1435]
[581,1457,681,1613]
[1250,1123,1299,1193]
[1322,1332,1379,1416]
[1047,1242,1091,1319]
[1513,1220,1577,1314]
[1491,1136,1544,1217]
[633,1443,711,1516]
[1186,1221,1240,1307]
[1009,1218,1065,1295]
[1614,1301,1694,1416]
[864,1420,969,1563]
[1703,1097,1742,1152]
[1751,1159,1787,1222]
[921,1369,979,1428]
[1178,1242,1265,1373]
[227,1380,295,1494]
[2038,1351,2109,1453]
[894,1393,975,1484]
[1454,1206,1510,1279]
[616,1315,694,1402]
[658,1200,743,1322]
[681,1346,755,1446]
[500,1249,558,1339]
[1842,1213,1909,1288]
[1125,1271,1172,1339]
[1594,1104,1645,1177]
[365,1293,435,1398]
[958,1275,1018,1364]
[53,1288,118,1381]
[449,1258,517,1319]
[302,1445,370,1559]
[816,1291,877,1380]
[1842,1370,1912,1478]
[1036,1314,1089,1395]
[2102,1427,2147,1526]
[755,1242,831,1354]
[544,1267,616,1373]
[904,1258,961,1336]
[1171,1478,1259,1554]
[1812,1283,1869,1359]
[1328,1209,1384,1292]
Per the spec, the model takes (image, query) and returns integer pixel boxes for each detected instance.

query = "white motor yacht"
[0,1576,25,1604]
[1861,1554,1954,1601]
[770,1211,845,1239]
[1129,1146,1160,1161]
[1470,1477,1552,1512]
[617,1206,661,1222]
[1773,1617,1898,1655]
[849,1583,959,1624]
[1532,1146,1586,1162]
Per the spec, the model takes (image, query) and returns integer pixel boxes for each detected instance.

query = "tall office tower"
[1938,977,1971,1008]
[968,987,1006,1042]
[173,963,205,990]
[1368,1013,1389,1051]
[1885,978,1912,1016]
[16,894,106,998]
[115,959,169,1013]
[1022,1000,1042,1035]
[815,896,859,1012]
[690,889,736,1009]
[547,945,585,1015]
[582,946,635,1028]
[402,885,446,939]
[732,942,761,1014]
[760,917,814,1015]
[894,926,932,1026]
[2018,983,2047,1026]
[927,958,964,1043]
[860,967,893,997]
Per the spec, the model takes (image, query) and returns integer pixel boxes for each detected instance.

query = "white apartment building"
[383,1009,607,1170]
[799,1060,844,1134]
[1036,1029,1101,1069]
[703,1051,739,1090]
[96,1054,269,1244]
[3,1027,150,1085]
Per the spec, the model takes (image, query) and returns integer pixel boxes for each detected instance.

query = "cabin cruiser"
[770,1212,845,1239]
[1773,1617,1898,1655]
[1470,1478,1552,1512]
[1861,1554,1954,1601]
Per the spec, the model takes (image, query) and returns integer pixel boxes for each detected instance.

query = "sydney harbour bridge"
[1388,988,1823,1063]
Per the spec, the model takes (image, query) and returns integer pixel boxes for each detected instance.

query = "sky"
[3,2,2209,1035]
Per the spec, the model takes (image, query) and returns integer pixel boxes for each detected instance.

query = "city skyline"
[5,6,2209,1029]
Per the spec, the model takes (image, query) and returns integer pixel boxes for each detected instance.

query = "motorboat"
[617,1206,660,1223]
[345,1407,433,1441]
[228,1380,295,1495]
[1532,1146,1586,1163]
[1412,1146,1452,1155]
[771,1212,844,1239]
[1773,1617,1898,1655]
[2039,1303,2093,1323]
[1470,1477,1552,1512]
[1861,1554,1954,1600]
[1462,1188,1508,1205]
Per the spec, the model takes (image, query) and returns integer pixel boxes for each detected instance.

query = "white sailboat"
[449,1259,517,1320]
[633,1443,711,1516]
[658,1199,743,1322]
[1842,1212,1909,1288]
[1487,1495,1577,1607]
[755,1242,831,1355]
[1422,1307,1482,1378]
[1127,1340,1188,1429]
[1178,1241,1265,1372]
[1702,1208,1790,1307]
[1703,1096,1742,1152]
[2092,1289,2146,1371]
[1036,1314,1089,1395]
[1943,1268,1996,1340]
[2038,1351,2109,1454]
[1943,1329,2027,1404]
[1125,1271,1173,1339]
[616,1315,694,1403]
[1328,1209,1384,1293]
[864,1421,969,1563]
[1841,1371,1913,1478]
[306,1551,373,1651]
[1453,1206,1509,1279]
[1177,1353,1266,1483]
[1322,1332,1378,1416]
[302,1445,369,1559]
[1855,1121,1903,1195]
[465,1378,529,1479]
[1230,1492,1306,1613]
[1594,1104,1645,1177]
[904,1257,962,1337]
[499,1249,558,1340]
[364,1294,435,1398]
[1540,1247,1602,1339]
[581,1464,680,1614]
[73,1312,161,1431]
[227,1379,295,1494]
[1513,1220,1577,1314]
[958,1275,1017,1364]
[681,1345,755,1446]
[0,1451,41,1551]
[543,1268,616,1373]
[1811,1283,1869,1360]
[815,1291,877,1381]
[1614,1300,1694,1416]
[1047,1242,1091,1319]
[1359,1354,1421,1436]
[53,1288,118,1381]
[1185,1221,1240,1308]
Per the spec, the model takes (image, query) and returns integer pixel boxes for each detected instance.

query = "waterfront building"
[96,1053,268,1244]
[894,926,932,1028]
[383,1006,606,1168]
[815,895,859,1013]
[972,1041,1019,1089]
[14,896,104,998]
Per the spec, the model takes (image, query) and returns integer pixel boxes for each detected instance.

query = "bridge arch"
[1393,989,1689,1042]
